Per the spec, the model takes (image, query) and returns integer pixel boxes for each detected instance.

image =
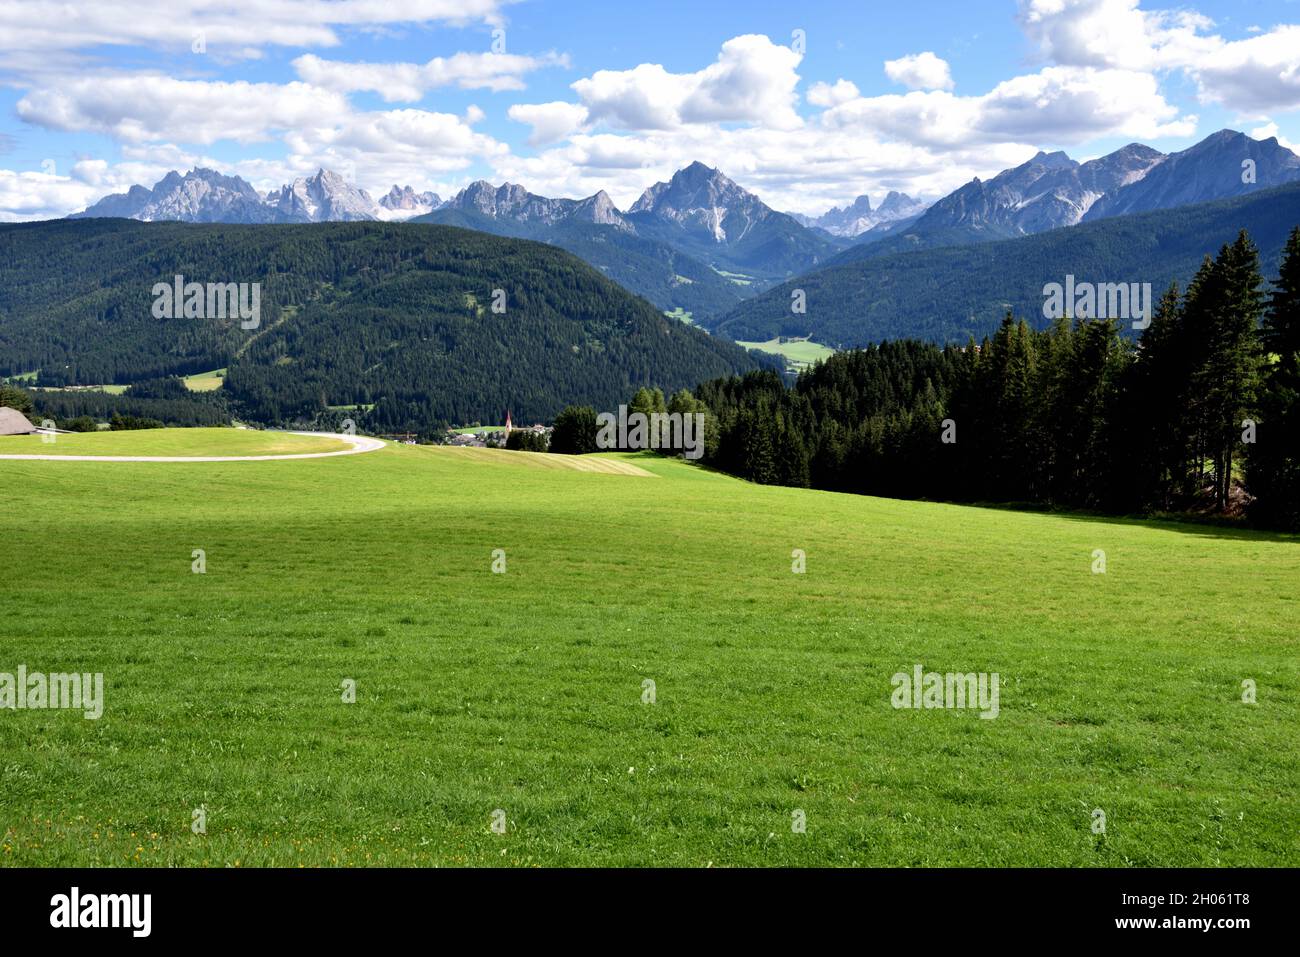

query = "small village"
[442,412,551,449]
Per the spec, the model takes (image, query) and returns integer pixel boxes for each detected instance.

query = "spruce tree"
[1195,231,1264,510]
[1249,226,1300,528]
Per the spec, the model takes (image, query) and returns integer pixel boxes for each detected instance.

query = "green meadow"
[737,336,836,372]
[182,369,227,393]
[0,429,348,457]
[0,429,1296,867]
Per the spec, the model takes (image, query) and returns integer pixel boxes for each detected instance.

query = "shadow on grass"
[945,498,1300,544]
[607,453,1300,544]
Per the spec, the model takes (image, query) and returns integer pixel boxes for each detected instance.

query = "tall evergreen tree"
[1193,232,1265,509]
[1121,283,1185,510]
[1249,226,1300,528]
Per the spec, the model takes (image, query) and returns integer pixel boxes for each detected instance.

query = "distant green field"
[712,268,755,286]
[32,383,129,395]
[737,337,836,371]
[0,428,348,457]
[0,429,1296,866]
[183,368,226,392]
[664,308,695,325]
[452,425,505,434]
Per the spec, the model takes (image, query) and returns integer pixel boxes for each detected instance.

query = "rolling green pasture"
[737,337,836,372]
[0,429,347,457]
[0,430,1296,867]
[183,369,226,392]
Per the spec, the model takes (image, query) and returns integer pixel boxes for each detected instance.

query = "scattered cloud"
[1019,0,1300,113]
[17,76,352,144]
[806,79,860,108]
[508,101,590,145]
[292,51,569,102]
[0,0,512,57]
[2,1,1297,221]
[571,34,804,131]
[884,52,954,91]
[821,66,1194,148]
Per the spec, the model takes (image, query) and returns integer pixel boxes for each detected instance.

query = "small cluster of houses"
[445,411,550,449]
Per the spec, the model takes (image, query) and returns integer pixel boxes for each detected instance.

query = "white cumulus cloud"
[884,52,954,91]
[508,102,590,146]
[571,34,803,132]
[806,79,860,107]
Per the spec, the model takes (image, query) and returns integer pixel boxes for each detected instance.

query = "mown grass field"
[0,429,348,457]
[182,368,226,392]
[737,336,837,372]
[0,429,1296,867]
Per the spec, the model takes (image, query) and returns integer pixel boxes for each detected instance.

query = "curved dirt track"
[0,431,385,463]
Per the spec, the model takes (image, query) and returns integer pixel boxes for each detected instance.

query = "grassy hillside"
[183,369,226,392]
[0,428,347,457]
[0,219,758,429]
[737,337,836,373]
[1,430,1295,866]
[714,182,1300,346]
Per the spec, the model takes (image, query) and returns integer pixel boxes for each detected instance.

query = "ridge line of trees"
[560,226,1300,531]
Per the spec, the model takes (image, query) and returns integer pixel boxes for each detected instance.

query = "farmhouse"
[0,407,39,435]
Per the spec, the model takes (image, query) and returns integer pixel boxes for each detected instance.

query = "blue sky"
[1,0,1298,220]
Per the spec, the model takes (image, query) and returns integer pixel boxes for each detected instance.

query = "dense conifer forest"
[714,182,1300,348]
[574,227,1300,530]
[0,219,759,430]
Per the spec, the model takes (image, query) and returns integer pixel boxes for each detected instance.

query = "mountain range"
[848,130,1300,261]
[73,161,841,286]
[712,180,1300,347]
[72,162,841,321]
[73,167,444,225]
[416,161,844,281]
[789,190,927,237]
[64,128,1300,340]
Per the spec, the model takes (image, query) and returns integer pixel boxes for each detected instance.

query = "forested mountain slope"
[0,219,759,428]
[713,181,1300,347]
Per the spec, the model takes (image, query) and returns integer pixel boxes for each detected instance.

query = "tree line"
[556,227,1300,530]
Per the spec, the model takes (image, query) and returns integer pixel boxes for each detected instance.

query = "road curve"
[0,431,386,463]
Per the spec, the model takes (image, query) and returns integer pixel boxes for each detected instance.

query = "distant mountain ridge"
[845,130,1300,262]
[711,180,1300,348]
[1084,129,1300,220]
[377,185,441,219]
[74,167,446,224]
[621,161,840,280]
[444,180,630,229]
[70,167,283,223]
[414,179,748,321]
[63,130,1300,326]
[72,162,838,320]
[264,168,380,222]
[791,190,927,237]
[430,162,840,281]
